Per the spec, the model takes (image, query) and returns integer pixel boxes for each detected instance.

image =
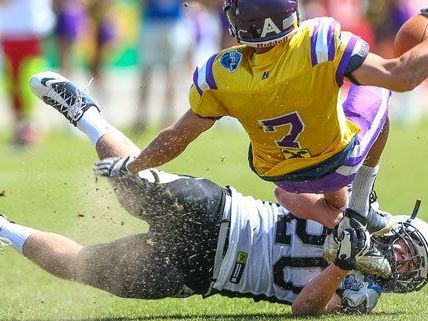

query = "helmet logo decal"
[220,50,243,72]
[261,18,282,37]
[283,13,298,30]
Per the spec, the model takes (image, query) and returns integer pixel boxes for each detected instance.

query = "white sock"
[0,219,37,254]
[348,165,379,217]
[76,107,117,146]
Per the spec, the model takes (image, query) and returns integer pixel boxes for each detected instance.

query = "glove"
[334,227,370,270]
[341,274,382,314]
[93,156,132,177]
[323,234,391,277]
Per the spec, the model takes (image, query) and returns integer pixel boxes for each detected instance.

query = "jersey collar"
[250,41,288,67]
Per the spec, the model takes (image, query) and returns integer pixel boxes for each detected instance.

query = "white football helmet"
[373,201,428,293]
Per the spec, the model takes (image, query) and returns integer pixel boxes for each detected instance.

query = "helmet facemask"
[374,218,428,293]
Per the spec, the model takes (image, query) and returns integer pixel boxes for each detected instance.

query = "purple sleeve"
[336,36,369,86]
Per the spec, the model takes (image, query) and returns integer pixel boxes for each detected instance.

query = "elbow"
[291,303,307,316]
[404,77,420,91]
[391,77,418,92]
[159,126,184,143]
[291,301,323,316]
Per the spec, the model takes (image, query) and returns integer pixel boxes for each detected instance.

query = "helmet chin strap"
[407,199,422,223]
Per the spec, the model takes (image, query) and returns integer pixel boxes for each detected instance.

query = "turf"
[0,121,428,321]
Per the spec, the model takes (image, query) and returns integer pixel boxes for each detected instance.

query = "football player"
[13,71,426,315]
[92,2,428,246]
[0,0,55,145]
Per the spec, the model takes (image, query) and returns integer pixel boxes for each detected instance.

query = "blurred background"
[1,2,428,319]
[0,0,427,147]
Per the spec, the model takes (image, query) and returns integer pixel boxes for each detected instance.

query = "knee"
[323,212,343,229]
[111,181,145,218]
[274,187,287,204]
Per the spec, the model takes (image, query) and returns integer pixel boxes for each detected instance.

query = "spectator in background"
[0,0,55,146]
[53,0,85,77]
[367,0,413,58]
[185,1,222,67]
[367,0,425,125]
[303,0,375,48]
[136,0,192,131]
[87,0,116,89]
[216,1,237,49]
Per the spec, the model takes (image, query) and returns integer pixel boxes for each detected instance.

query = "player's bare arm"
[292,265,346,315]
[127,109,216,173]
[293,226,370,315]
[350,11,428,91]
[350,41,428,92]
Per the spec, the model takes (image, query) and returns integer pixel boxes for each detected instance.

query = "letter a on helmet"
[261,18,282,37]
[223,0,299,48]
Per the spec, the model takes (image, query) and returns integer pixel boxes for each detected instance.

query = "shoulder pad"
[192,54,218,95]
[308,17,341,66]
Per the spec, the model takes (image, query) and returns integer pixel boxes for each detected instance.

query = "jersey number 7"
[259,112,311,159]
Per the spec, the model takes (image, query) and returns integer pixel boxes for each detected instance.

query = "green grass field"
[1,122,428,321]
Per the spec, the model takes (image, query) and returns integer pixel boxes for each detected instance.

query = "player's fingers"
[93,161,114,176]
[93,166,109,176]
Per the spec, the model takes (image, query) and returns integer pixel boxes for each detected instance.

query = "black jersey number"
[273,215,328,293]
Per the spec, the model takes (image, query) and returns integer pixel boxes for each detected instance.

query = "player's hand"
[93,156,132,177]
[341,275,382,314]
[323,232,391,277]
[334,227,370,270]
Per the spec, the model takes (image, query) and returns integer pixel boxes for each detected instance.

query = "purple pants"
[276,85,391,194]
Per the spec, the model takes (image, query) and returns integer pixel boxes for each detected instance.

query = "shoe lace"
[0,236,11,250]
[68,77,94,121]
[46,77,94,122]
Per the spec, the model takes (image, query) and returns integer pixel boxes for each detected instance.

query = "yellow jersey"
[189,17,367,180]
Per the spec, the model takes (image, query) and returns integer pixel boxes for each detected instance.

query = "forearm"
[355,41,428,92]
[126,109,215,173]
[127,127,190,172]
[386,41,428,91]
[292,265,348,316]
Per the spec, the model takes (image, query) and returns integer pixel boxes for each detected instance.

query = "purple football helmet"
[223,0,299,48]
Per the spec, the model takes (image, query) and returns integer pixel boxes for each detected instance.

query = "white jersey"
[214,188,328,304]
[0,0,55,38]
